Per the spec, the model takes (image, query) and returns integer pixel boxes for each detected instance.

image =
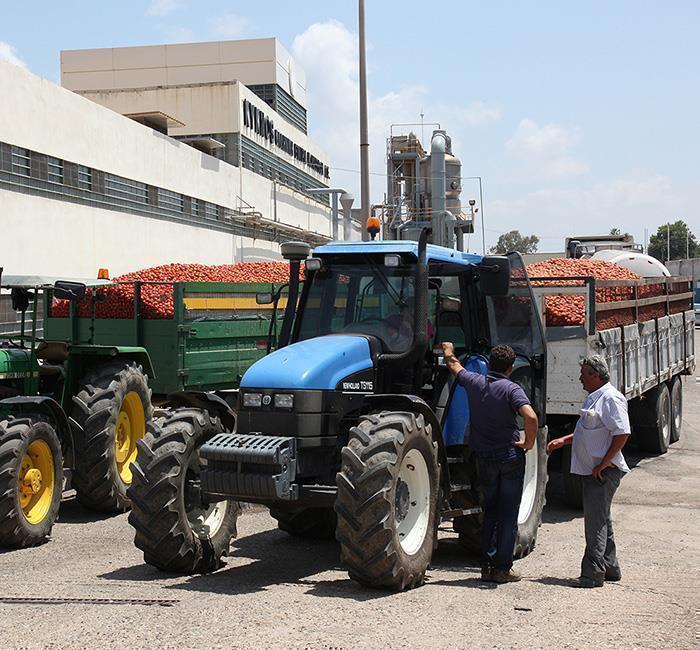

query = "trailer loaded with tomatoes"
[525,258,696,507]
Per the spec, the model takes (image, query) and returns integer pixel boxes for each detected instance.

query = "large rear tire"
[335,411,439,591]
[634,384,671,454]
[127,408,240,573]
[72,362,152,512]
[669,377,682,444]
[0,417,63,548]
[269,506,337,539]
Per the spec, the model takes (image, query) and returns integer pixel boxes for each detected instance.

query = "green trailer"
[0,274,287,548]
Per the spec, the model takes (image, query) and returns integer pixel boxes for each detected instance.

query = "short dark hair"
[489,345,516,373]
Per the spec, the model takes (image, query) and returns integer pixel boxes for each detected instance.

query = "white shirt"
[571,382,631,476]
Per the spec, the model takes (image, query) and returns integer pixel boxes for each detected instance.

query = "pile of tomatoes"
[52,261,292,320]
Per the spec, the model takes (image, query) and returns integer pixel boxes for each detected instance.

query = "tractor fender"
[0,395,75,468]
[362,393,450,503]
[165,391,236,432]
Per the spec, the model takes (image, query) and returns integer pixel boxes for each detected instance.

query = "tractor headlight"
[274,393,294,409]
[242,392,263,408]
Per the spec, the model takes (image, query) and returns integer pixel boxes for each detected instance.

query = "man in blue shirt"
[442,342,538,583]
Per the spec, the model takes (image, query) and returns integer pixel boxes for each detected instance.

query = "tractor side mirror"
[11,288,31,312]
[256,292,273,305]
[54,281,86,302]
[477,256,510,296]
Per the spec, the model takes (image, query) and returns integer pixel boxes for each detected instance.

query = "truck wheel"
[269,506,336,539]
[72,362,153,512]
[560,445,583,510]
[127,408,240,573]
[335,411,439,590]
[669,378,682,444]
[635,384,671,454]
[0,417,63,548]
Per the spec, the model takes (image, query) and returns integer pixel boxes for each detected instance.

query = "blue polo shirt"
[456,369,530,454]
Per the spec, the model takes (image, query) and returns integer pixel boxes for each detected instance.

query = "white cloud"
[0,42,27,69]
[292,20,501,200]
[147,0,181,16]
[211,14,249,38]
[506,118,588,177]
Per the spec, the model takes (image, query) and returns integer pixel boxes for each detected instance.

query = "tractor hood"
[0,348,34,377]
[240,336,373,390]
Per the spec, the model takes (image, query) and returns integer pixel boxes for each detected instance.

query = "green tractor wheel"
[0,416,63,548]
[72,362,152,512]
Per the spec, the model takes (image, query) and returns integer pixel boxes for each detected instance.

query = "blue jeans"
[475,448,525,571]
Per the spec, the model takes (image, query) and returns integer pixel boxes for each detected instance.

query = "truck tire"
[635,384,671,454]
[127,408,240,573]
[669,377,682,444]
[560,445,583,510]
[72,362,153,512]
[456,428,549,557]
[0,417,63,548]
[269,506,336,539]
[335,411,439,590]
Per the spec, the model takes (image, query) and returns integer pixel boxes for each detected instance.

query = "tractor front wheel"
[127,408,240,573]
[0,417,63,548]
[335,411,439,590]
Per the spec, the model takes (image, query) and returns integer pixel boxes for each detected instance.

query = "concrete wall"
[61,38,307,107]
[1,191,281,277]
[665,258,700,282]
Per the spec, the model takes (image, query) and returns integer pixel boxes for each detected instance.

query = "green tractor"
[0,273,154,548]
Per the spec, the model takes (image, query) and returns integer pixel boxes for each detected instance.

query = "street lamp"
[307,188,355,240]
[463,176,485,254]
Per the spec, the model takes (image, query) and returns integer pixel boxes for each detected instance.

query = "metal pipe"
[359,0,370,226]
[431,130,447,247]
[331,192,339,240]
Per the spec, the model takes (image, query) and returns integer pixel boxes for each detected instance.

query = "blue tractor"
[127,231,549,590]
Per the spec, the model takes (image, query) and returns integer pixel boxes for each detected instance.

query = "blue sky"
[2,0,698,252]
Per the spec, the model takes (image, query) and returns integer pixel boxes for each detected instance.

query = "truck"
[530,274,695,505]
[0,274,283,548]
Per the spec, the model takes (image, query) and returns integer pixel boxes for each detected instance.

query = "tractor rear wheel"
[269,506,337,539]
[127,408,240,573]
[335,411,439,590]
[72,362,152,512]
[0,417,63,548]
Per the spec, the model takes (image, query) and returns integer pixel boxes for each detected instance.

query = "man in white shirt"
[547,355,630,588]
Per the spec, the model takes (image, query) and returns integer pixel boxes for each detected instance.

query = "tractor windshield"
[295,256,417,352]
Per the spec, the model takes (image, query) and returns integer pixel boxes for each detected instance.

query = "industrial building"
[0,38,339,278]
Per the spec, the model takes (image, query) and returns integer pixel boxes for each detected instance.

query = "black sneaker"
[605,569,622,582]
[570,576,604,588]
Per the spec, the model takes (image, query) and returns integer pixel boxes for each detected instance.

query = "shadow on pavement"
[57,497,120,524]
[531,576,577,588]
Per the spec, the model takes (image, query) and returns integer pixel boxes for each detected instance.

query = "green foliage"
[647,220,698,261]
[489,230,539,255]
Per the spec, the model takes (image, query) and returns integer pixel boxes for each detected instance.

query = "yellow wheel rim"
[115,391,146,484]
[19,439,55,525]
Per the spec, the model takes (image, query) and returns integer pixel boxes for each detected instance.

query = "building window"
[78,165,92,190]
[157,188,184,213]
[11,146,30,176]
[204,202,218,220]
[104,173,148,204]
[191,198,200,216]
[47,157,63,184]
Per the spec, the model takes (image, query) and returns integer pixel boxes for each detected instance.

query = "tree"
[489,230,539,255]
[647,220,698,262]
[609,228,621,235]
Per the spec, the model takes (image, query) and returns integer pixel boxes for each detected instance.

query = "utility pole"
[667,223,670,261]
[358,0,370,228]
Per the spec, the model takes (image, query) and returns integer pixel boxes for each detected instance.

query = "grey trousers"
[580,466,625,583]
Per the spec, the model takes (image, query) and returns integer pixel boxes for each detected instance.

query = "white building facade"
[0,38,333,278]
